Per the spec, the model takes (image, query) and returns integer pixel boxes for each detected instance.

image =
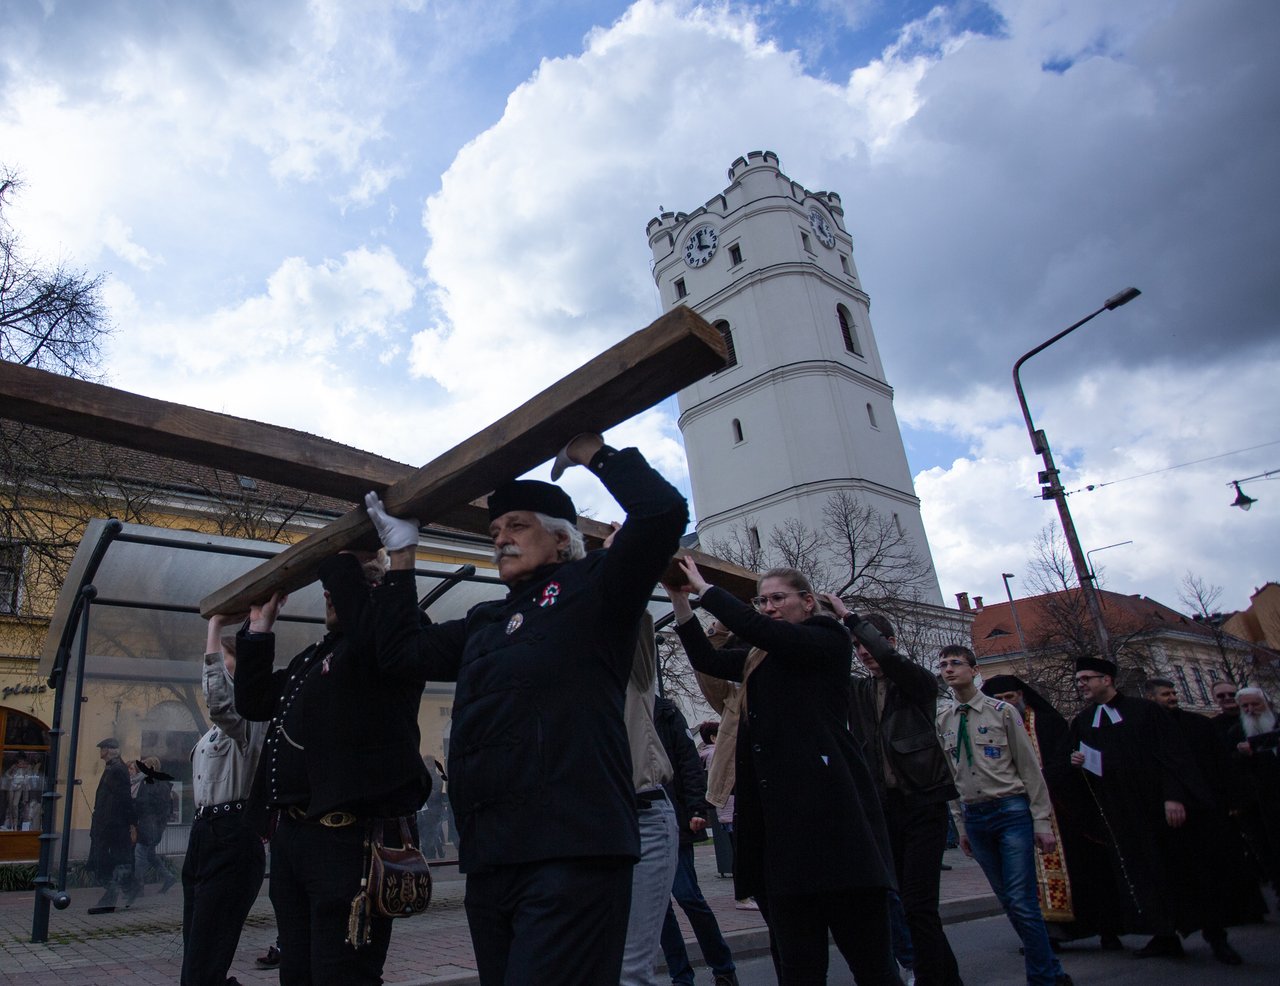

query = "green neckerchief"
[954,706,975,767]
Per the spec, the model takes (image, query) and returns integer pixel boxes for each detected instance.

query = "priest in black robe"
[983,674,1122,947]
[1068,657,1245,965]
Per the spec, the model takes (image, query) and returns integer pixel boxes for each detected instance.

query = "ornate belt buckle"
[320,811,357,828]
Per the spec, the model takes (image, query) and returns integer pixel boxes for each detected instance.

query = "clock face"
[683,224,718,267]
[808,209,836,248]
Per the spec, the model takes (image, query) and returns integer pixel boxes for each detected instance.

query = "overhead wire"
[1059,438,1280,496]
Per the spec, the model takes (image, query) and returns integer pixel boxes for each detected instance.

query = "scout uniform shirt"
[936,691,1052,836]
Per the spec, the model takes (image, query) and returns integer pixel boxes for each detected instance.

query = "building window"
[0,545,21,616]
[713,320,737,371]
[0,708,50,841]
[749,526,761,551]
[1174,666,1194,705]
[866,403,878,429]
[1192,666,1210,704]
[731,419,744,444]
[837,305,863,356]
[728,243,743,266]
[892,513,904,536]
[839,254,850,275]
[674,278,687,299]
[800,231,813,253]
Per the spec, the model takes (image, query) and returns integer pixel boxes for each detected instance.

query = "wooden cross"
[0,307,757,614]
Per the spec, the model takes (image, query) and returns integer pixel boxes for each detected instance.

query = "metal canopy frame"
[28,519,505,942]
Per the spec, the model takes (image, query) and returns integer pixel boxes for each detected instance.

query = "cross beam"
[0,309,759,605]
[198,307,746,615]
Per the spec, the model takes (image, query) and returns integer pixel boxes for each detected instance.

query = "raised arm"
[821,593,939,707]
[203,614,252,745]
[233,591,287,722]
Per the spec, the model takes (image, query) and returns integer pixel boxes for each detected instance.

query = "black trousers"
[181,811,266,986]
[270,813,394,986]
[464,856,633,986]
[883,792,963,986]
[761,887,898,986]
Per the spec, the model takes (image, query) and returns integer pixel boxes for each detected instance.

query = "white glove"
[364,492,420,551]
[550,432,605,481]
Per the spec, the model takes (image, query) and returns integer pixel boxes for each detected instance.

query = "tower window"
[800,231,813,253]
[839,254,850,275]
[731,418,744,444]
[837,305,863,357]
[728,243,743,266]
[713,320,737,371]
[866,403,878,429]
[893,513,903,536]
[674,278,687,299]
[749,526,761,551]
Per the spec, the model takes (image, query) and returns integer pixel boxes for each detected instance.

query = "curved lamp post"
[1013,287,1141,659]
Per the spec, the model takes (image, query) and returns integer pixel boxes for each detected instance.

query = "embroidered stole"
[1025,708,1076,922]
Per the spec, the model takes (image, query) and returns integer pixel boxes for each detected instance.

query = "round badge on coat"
[506,613,524,635]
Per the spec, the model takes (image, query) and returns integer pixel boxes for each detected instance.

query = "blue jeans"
[660,843,735,984]
[963,795,1063,986]
[620,796,679,986]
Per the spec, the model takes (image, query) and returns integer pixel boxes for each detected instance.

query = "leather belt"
[194,800,245,820]
[286,805,358,828]
[635,789,667,808]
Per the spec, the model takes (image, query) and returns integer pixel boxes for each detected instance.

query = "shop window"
[0,707,50,858]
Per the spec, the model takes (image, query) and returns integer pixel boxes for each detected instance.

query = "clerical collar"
[1092,703,1124,727]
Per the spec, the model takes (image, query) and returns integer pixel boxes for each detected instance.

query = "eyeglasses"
[752,591,805,609]
[1074,674,1106,684]
[937,659,971,669]
[1215,693,1237,701]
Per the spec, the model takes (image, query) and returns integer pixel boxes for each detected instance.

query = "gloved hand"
[550,432,604,481]
[364,492,420,551]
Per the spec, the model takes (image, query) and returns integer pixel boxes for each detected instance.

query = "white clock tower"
[647,151,943,606]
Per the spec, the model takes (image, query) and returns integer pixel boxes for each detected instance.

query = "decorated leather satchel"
[347,817,433,947]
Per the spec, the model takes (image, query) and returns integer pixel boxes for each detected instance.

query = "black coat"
[372,447,688,874]
[88,757,135,874]
[235,553,432,820]
[678,588,895,899]
[134,779,172,847]
[654,696,710,848]
[845,617,956,806]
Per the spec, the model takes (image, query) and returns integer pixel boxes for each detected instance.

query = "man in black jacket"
[235,552,432,986]
[826,601,963,986]
[655,695,738,986]
[366,434,688,986]
[88,737,136,911]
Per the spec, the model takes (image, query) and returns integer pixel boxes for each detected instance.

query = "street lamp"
[1001,572,1031,676]
[1086,540,1133,581]
[1013,287,1141,660]
[1228,469,1278,510]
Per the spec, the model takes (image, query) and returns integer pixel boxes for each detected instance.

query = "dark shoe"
[1210,940,1243,966]
[87,904,116,915]
[1100,933,1124,951]
[1133,935,1184,959]
[256,944,282,969]
[713,974,740,986]
[940,863,953,870]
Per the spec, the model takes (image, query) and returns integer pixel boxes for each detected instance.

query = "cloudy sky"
[3,0,1277,617]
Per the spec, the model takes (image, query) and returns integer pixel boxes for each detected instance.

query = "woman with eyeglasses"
[666,557,897,986]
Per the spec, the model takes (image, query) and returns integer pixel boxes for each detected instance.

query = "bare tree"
[1019,524,1161,712]
[1,168,109,374]
[704,515,771,576]
[1178,571,1267,688]
[823,490,935,610]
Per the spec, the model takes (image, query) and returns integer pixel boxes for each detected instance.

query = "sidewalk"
[0,846,998,985]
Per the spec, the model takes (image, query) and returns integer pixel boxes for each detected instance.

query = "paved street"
[730,912,1280,985]
[0,845,1000,985]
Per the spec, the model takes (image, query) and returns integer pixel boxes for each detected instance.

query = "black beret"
[487,480,577,525]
